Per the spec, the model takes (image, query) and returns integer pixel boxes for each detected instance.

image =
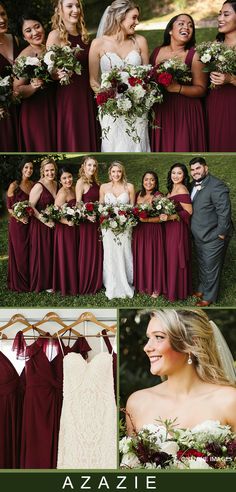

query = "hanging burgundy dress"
[0,36,19,151]
[78,183,103,294]
[101,329,117,402]
[150,47,206,152]
[56,34,99,151]
[7,188,31,292]
[53,198,80,296]
[206,84,236,151]
[164,194,192,301]
[132,192,167,296]
[20,333,91,469]
[29,183,56,293]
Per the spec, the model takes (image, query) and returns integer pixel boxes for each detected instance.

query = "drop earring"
[187,353,192,365]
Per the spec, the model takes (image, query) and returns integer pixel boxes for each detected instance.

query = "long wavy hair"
[15,157,34,186]
[40,157,58,179]
[167,163,190,193]
[103,0,139,36]
[150,309,235,387]
[78,156,99,185]
[108,161,127,184]
[161,13,196,50]
[51,0,89,44]
[139,170,159,197]
[216,1,236,41]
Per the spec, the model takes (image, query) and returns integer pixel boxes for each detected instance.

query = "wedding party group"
[0,0,236,153]
[7,155,233,304]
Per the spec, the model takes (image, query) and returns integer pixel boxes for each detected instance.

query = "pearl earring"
[187,353,192,365]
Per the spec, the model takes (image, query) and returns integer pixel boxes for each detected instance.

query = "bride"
[99,161,135,300]
[89,0,150,152]
[126,309,236,441]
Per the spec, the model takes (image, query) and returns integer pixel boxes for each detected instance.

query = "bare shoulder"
[127,182,135,191]
[17,46,32,58]
[7,181,17,196]
[135,33,148,48]
[178,185,190,195]
[47,29,60,46]
[100,182,109,191]
[127,385,159,410]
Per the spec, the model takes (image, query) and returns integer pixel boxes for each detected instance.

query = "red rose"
[26,206,34,216]
[96,88,114,106]
[118,210,126,215]
[99,216,106,223]
[158,72,173,87]
[133,207,139,216]
[128,76,143,87]
[177,449,206,459]
[85,203,94,212]
[139,211,148,219]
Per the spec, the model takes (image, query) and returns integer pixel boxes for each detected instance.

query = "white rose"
[44,51,55,69]
[0,75,10,86]
[200,53,211,63]
[119,215,127,224]
[145,462,158,469]
[66,208,75,216]
[187,457,210,469]
[110,220,118,229]
[120,452,141,469]
[25,56,41,66]
[159,441,179,456]
[119,437,132,454]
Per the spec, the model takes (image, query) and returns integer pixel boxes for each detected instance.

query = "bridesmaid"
[206,0,236,151]
[53,166,79,296]
[161,163,193,301]
[150,14,207,152]
[29,157,58,293]
[46,0,99,152]
[0,1,19,151]
[75,156,102,294]
[7,158,34,292]
[13,12,57,151]
[132,171,166,298]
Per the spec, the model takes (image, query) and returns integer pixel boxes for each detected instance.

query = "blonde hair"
[108,161,127,184]
[150,309,235,387]
[51,0,89,44]
[78,155,99,185]
[40,157,58,178]
[103,0,139,36]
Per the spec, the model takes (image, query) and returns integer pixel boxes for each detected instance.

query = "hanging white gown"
[57,352,117,469]
[102,191,134,300]
[100,51,151,152]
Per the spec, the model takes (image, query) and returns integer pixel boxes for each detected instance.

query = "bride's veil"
[210,320,236,384]
[96,5,110,38]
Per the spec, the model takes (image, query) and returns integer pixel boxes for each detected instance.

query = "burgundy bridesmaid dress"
[206,84,236,151]
[29,183,56,293]
[78,183,103,294]
[150,47,206,152]
[164,194,192,301]
[18,82,57,152]
[20,334,91,469]
[56,34,99,152]
[132,193,167,296]
[53,198,80,296]
[7,189,31,292]
[0,36,19,151]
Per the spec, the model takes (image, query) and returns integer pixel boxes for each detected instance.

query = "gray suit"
[191,173,232,302]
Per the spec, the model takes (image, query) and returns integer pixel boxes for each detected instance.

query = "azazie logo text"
[62,474,158,490]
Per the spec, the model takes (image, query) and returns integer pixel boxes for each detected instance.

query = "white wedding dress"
[57,352,117,469]
[100,51,151,152]
[102,191,134,300]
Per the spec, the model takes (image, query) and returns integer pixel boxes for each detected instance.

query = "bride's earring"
[187,353,192,365]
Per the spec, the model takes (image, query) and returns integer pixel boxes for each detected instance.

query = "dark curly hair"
[139,170,159,197]
[15,157,34,185]
[161,13,196,50]
[167,163,190,193]
[216,1,236,42]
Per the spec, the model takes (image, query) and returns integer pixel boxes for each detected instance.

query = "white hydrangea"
[117,97,132,111]
[201,53,212,63]
[119,437,132,454]
[141,424,167,444]
[25,57,41,66]
[191,420,231,441]
[129,84,146,101]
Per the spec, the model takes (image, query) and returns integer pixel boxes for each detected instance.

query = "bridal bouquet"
[43,44,82,85]
[12,201,34,220]
[40,204,61,224]
[60,203,82,225]
[0,75,15,119]
[196,41,236,87]
[99,203,138,244]
[154,57,192,88]
[120,420,236,470]
[96,64,163,143]
[13,55,51,83]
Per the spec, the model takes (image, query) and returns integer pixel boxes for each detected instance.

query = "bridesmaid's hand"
[166,81,181,93]
[45,221,55,228]
[0,106,5,118]
[30,78,44,90]
[87,215,96,223]
[57,68,73,80]
[210,71,232,86]
[14,216,28,224]
[159,213,168,222]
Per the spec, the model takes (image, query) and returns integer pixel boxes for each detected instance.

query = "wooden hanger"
[32,312,69,336]
[0,313,34,336]
[68,311,117,334]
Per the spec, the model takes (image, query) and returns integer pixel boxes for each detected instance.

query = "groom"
[189,157,233,306]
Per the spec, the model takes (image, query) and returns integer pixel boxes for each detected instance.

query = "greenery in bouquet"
[96,64,163,143]
[196,41,236,87]
[151,196,179,218]
[119,419,236,470]
[0,75,16,119]
[98,203,138,244]
[12,55,52,84]
[40,204,61,224]
[60,203,82,225]
[79,201,100,221]
[154,57,192,88]
[43,44,83,85]
[12,200,34,220]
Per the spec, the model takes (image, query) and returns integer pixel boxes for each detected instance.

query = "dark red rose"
[177,449,206,459]
[139,211,148,219]
[158,72,173,87]
[227,440,236,458]
[26,206,34,216]
[132,207,139,216]
[128,77,143,87]
[117,82,128,93]
[99,216,106,223]
[85,203,94,212]
[96,88,114,105]
[118,210,126,215]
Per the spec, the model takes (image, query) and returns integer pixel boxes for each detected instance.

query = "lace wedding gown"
[102,192,134,300]
[57,352,117,469]
[100,51,151,152]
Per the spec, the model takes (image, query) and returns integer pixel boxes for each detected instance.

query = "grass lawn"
[1,153,235,308]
